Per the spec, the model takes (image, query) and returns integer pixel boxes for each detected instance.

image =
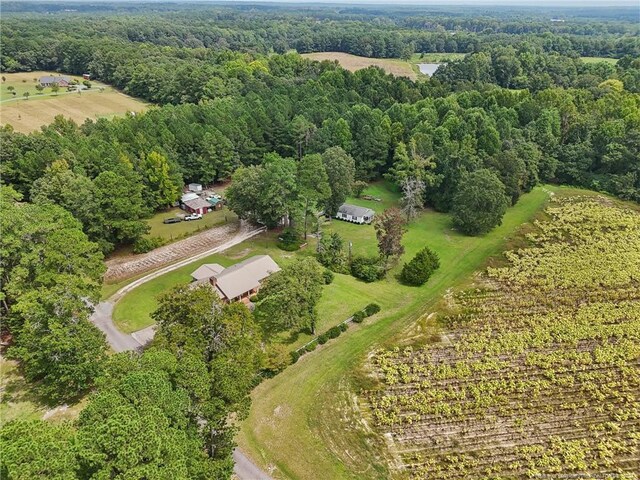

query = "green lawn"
[580,56,618,64]
[145,206,238,242]
[410,52,466,63]
[0,357,86,426]
[237,185,560,480]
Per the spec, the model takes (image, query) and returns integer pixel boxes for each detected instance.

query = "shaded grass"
[237,185,559,480]
[0,357,86,426]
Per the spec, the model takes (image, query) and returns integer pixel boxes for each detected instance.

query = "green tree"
[321,146,355,216]
[316,232,348,273]
[139,151,181,209]
[51,83,59,94]
[92,160,149,250]
[0,420,78,480]
[400,246,440,286]
[152,285,262,459]
[77,351,224,480]
[373,207,406,267]
[298,153,330,239]
[256,257,324,335]
[451,169,510,235]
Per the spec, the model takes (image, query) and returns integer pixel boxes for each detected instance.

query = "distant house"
[39,75,72,87]
[191,255,280,303]
[336,204,375,224]
[183,197,211,215]
[82,73,91,80]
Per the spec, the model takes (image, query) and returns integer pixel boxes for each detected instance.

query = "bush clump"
[364,303,381,317]
[133,236,166,254]
[400,247,441,286]
[290,350,301,364]
[277,227,302,251]
[305,341,318,353]
[350,255,385,282]
[352,311,366,323]
[322,269,334,285]
[317,333,329,345]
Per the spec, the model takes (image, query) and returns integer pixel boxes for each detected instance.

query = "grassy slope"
[238,185,559,480]
[145,207,238,241]
[112,182,397,334]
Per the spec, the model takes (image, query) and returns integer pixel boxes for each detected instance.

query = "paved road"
[90,224,266,351]
[89,224,272,480]
[233,449,273,480]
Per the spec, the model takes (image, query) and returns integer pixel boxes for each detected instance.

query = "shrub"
[328,326,341,339]
[322,269,334,285]
[364,303,381,317]
[305,341,317,353]
[400,247,441,286]
[350,255,385,282]
[133,236,166,254]
[290,350,301,364]
[339,322,348,332]
[352,311,366,323]
[277,227,302,251]
[317,333,329,345]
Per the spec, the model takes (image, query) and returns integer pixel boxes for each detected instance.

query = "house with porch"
[336,204,375,224]
[190,255,280,303]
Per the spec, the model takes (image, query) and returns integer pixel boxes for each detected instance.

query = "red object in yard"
[83,73,91,80]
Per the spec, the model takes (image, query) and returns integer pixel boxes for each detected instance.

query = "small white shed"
[336,204,375,224]
[188,183,203,192]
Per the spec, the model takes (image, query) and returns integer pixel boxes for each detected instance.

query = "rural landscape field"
[0,71,147,132]
[1,2,639,480]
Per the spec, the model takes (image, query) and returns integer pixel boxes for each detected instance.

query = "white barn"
[336,204,375,224]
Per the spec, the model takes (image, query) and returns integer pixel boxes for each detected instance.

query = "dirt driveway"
[105,221,248,282]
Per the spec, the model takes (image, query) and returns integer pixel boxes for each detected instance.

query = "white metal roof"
[338,203,375,218]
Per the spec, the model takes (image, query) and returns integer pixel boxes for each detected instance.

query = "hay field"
[302,52,418,80]
[0,71,148,133]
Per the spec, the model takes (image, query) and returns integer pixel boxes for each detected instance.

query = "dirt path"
[105,221,245,282]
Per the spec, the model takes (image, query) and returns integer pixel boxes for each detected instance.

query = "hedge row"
[291,303,381,363]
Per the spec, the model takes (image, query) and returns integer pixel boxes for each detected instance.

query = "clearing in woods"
[364,195,640,478]
[0,71,148,133]
[302,52,419,80]
[237,185,561,479]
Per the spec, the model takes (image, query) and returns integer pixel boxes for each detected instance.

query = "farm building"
[188,183,203,192]
[336,204,375,224]
[206,196,223,210]
[190,255,280,303]
[183,197,211,215]
[39,75,72,87]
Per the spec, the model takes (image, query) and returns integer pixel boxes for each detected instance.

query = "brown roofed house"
[190,255,280,303]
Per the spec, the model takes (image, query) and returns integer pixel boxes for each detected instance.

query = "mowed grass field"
[237,185,572,480]
[111,182,398,336]
[0,71,148,133]
[302,52,419,80]
[580,56,619,64]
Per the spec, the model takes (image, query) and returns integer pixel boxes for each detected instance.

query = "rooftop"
[191,263,225,281]
[183,197,211,210]
[338,203,375,218]
[215,255,280,300]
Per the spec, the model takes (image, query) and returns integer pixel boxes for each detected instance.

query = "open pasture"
[302,52,418,80]
[0,71,147,133]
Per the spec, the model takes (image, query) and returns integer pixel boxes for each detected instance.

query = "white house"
[336,204,375,224]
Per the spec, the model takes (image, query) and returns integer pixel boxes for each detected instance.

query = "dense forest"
[1,3,639,479]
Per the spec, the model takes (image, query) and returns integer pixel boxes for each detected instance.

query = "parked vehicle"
[184,213,203,221]
[163,217,182,224]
